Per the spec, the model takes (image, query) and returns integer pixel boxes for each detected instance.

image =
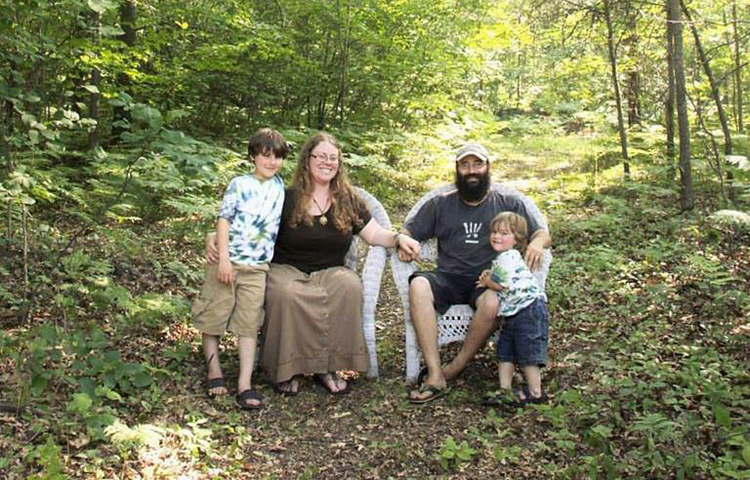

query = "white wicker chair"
[390,183,553,383]
[344,187,390,378]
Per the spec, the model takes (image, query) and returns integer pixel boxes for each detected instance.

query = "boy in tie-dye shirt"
[476,211,550,408]
[192,128,288,410]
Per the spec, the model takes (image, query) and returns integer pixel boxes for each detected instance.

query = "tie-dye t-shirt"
[490,249,545,317]
[218,174,284,266]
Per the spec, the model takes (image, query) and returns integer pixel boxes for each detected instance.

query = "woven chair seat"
[344,187,390,378]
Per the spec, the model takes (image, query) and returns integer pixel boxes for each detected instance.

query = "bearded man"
[396,142,552,403]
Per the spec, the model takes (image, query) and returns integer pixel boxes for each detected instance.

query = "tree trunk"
[627,70,641,128]
[681,0,735,204]
[88,68,101,151]
[603,0,630,177]
[333,0,351,125]
[87,11,102,151]
[624,33,641,128]
[680,0,731,155]
[112,0,136,142]
[665,3,676,178]
[670,0,693,211]
[732,0,743,133]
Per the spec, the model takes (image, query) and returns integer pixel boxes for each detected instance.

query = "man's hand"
[205,232,219,264]
[524,242,544,271]
[524,229,551,271]
[397,234,421,262]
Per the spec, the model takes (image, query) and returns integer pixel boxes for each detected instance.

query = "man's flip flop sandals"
[409,367,451,404]
[409,383,451,404]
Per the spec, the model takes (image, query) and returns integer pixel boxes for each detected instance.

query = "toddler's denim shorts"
[495,298,549,367]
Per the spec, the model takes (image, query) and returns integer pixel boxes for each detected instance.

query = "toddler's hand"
[476,269,491,288]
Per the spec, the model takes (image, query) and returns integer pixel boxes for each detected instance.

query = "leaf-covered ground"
[2,122,749,478]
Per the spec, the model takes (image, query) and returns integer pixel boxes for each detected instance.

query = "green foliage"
[25,436,69,480]
[437,436,477,471]
[104,420,165,451]
[123,293,190,330]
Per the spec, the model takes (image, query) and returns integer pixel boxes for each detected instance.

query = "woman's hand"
[358,219,421,262]
[396,234,421,262]
[205,232,219,264]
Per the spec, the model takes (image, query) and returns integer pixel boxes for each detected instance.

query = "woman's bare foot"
[316,372,349,394]
[274,377,299,396]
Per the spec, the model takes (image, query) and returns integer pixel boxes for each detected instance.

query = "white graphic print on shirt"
[463,222,482,244]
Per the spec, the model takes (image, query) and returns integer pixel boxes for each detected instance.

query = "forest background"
[1,0,749,478]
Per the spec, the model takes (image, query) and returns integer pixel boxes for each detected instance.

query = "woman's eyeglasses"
[310,153,340,164]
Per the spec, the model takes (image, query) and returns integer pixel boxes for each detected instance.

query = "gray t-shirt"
[404,188,543,278]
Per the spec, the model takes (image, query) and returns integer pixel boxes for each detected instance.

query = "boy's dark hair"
[490,212,529,252]
[248,128,290,159]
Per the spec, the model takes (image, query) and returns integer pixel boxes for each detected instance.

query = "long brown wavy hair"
[289,132,364,233]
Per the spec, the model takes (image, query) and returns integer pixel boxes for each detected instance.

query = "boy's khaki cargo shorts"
[191,263,269,337]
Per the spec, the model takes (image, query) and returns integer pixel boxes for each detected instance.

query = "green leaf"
[741,445,750,466]
[87,0,115,14]
[95,385,122,402]
[83,85,100,94]
[131,371,152,388]
[67,392,93,415]
[590,424,612,439]
[713,403,731,428]
[99,25,125,37]
[30,374,48,396]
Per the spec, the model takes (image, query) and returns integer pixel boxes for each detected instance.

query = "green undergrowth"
[2,110,750,477]
[531,174,750,477]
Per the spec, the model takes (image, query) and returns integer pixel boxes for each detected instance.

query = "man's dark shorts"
[408,270,487,315]
[495,298,549,367]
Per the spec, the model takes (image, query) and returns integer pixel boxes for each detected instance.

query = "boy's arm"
[216,218,233,284]
[476,269,505,291]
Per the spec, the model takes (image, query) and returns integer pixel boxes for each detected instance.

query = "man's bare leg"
[408,277,446,400]
[442,290,499,381]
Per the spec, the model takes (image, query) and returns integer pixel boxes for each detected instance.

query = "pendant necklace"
[311,195,330,226]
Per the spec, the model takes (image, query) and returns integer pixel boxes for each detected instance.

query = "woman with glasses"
[211,132,420,395]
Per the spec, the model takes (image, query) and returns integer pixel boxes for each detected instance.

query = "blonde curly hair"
[490,212,529,252]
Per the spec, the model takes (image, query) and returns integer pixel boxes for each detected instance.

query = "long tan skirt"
[261,263,369,383]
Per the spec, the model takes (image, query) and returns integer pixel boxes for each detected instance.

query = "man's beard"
[455,169,490,202]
